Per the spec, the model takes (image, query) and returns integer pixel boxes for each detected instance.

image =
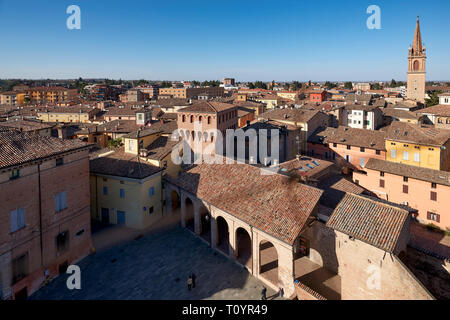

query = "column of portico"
[252,232,260,277]
[165,186,173,215]
[194,201,201,235]
[180,193,186,228]
[228,220,236,258]
[210,215,217,248]
[278,246,296,297]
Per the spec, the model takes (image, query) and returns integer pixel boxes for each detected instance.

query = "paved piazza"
[30,227,279,300]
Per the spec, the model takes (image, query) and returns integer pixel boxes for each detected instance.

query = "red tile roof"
[385,122,450,146]
[327,193,410,253]
[179,101,236,113]
[364,158,450,187]
[416,104,450,117]
[0,131,90,170]
[89,148,163,179]
[166,163,323,244]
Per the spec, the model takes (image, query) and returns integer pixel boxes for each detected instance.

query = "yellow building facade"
[90,171,163,229]
[385,139,450,171]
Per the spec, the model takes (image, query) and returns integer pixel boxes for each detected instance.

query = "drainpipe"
[37,163,44,268]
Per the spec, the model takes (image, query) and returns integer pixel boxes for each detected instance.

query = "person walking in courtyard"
[187,275,193,291]
[261,287,267,300]
[191,272,196,288]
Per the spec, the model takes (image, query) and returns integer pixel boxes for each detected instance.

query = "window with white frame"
[390,149,396,158]
[403,151,409,160]
[414,153,420,162]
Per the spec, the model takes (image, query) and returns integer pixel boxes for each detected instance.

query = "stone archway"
[171,190,181,210]
[259,240,279,286]
[184,197,195,232]
[216,216,229,254]
[199,205,211,244]
[236,227,252,270]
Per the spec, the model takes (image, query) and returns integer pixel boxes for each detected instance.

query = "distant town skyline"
[0,0,449,81]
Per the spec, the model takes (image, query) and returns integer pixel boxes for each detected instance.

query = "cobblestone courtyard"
[30,227,278,300]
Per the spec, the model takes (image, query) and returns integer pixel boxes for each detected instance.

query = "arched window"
[197,131,202,141]
[438,117,443,124]
[199,116,202,123]
[182,115,186,122]
[207,116,211,124]
[446,118,450,124]
[191,131,195,140]
[413,60,420,71]
[190,115,194,123]
[203,132,208,142]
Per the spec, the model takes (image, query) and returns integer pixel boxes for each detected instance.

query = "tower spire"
[412,16,423,55]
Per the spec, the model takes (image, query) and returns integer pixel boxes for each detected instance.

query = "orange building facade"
[0,132,92,300]
[353,158,450,230]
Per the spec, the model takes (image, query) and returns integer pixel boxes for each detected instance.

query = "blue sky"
[0,0,449,81]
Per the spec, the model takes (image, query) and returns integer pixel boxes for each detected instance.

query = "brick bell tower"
[407,16,426,103]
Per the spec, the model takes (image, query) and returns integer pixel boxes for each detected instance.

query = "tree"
[389,79,397,88]
[308,80,312,86]
[269,80,275,90]
[283,83,291,90]
[247,82,255,89]
[291,81,302,91]
[371,83,382,90]
[201,80,220,87]
[324,81,337,89]
[447,82,450,87]
[253,81,267,89]
[344,82,353,89]
[159,81,172,88]
[108,138,123,148]
[425,91,441,108]
[135,79,149,86]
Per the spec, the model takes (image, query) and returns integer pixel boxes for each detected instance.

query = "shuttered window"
[427,212,440,223]
[430,191,437,201]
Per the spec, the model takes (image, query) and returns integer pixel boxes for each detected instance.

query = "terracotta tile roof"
[122,121,178,139]
[0,130,90,170]
[154,98,191,107]
[344,104,380,112]
[179,101,236,113]
[345,94,373,102]
[318,175,365,208]
[89,148,163,179]
[385,122,450,146]
[166,163,323,244]
[278,157,334,180]
[0,119,54,132]
[259,108,321,124]
[160,112,178,120]
[308,126,386,151]
[364,158,450,187]
[416,105,450,117]
[143,136,179,160]
[104,106,142,116]
[37,106,99,114]
[382,108,421,119]
[327,193,410,253]
[237,107,255,117]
